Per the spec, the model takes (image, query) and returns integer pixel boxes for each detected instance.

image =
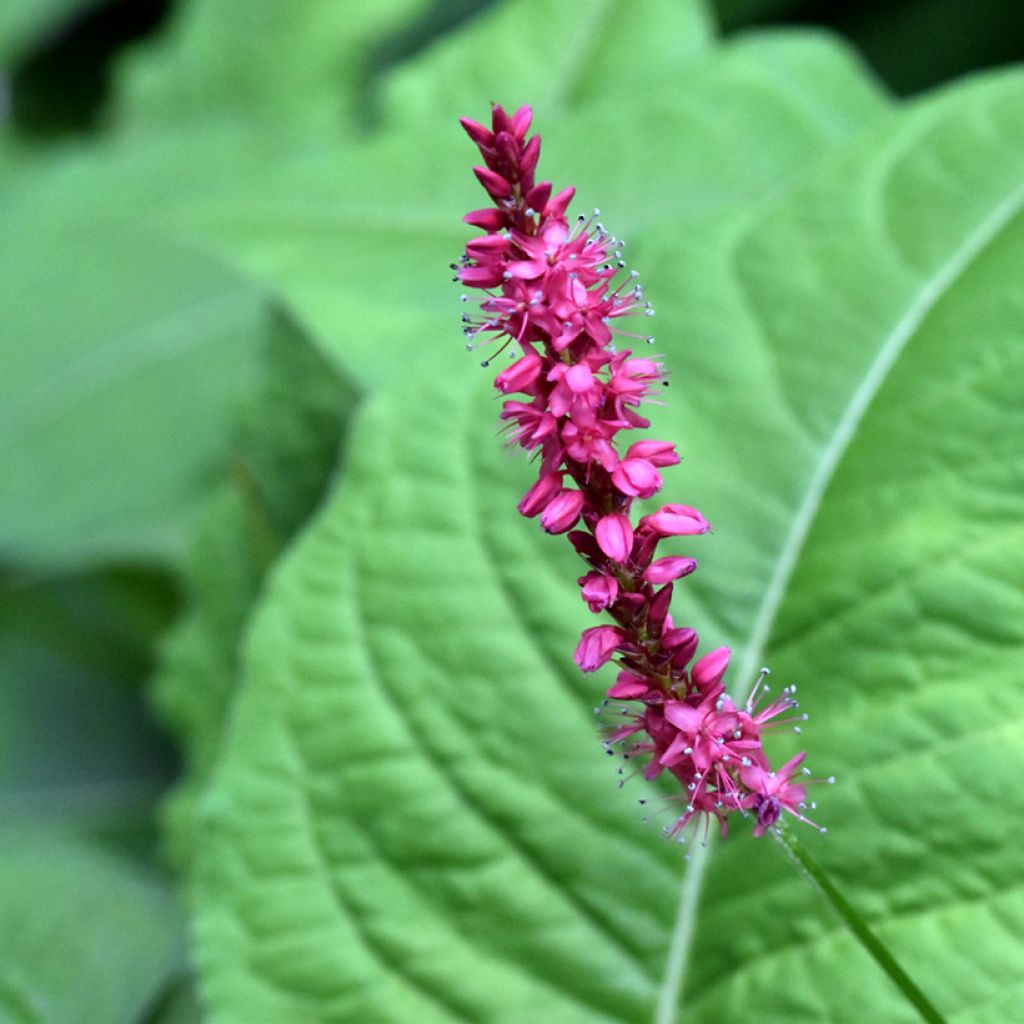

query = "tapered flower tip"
[545,185,576,219]
[625,440,680,467]
[496,350,543,396]
[489,102,509,128]
[579,572,619,613]
[463,208,507,231]
[611,457,662,499]
[460,116,492,147]
[517,469,562,518]
[473,165,512,199]
[691,646,731,689]
[511,104,533,140]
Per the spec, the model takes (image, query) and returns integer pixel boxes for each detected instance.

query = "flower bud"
[579,573,618,613]
[595,513,634,564]
[517,471,562,518]
[540,488,585,533]
[691,646,731,689]
[643,557,697,584]
[612,458,662,499]
[625,440,680,467]
[574,625,625,672]
[496,351,543,395]
[639,504,709,537]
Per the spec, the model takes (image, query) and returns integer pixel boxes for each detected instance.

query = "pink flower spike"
[575,626,626,672]
[540,488,585,533]
[579,572,618,613]
[640,503,710,537]
[691,646,731,689]
[456,103,822,846]
[625,440,680,467]
[643,556,697,584]
[595,514,634,564]
[612,458,662,499]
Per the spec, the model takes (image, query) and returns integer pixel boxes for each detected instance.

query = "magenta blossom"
[456,102,827,843]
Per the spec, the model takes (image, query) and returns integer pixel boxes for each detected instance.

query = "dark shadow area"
[0,566,181,862]
[353,0,501,132]
[714,0,1024,97]
[9,0,175,138]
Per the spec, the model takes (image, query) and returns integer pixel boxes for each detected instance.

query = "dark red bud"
[463,208,508,232]
[646,583,674,637]
[460,117,493,147]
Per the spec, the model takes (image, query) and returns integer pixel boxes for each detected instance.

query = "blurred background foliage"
[1,1,1022,1022]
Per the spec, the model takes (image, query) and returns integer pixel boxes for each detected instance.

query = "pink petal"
[574,625,624,672]
[691,646,731,688]
[640,504,709,537]
[611,458,662,499]
[540,488,584,533]
[595,514,634,564]
[643,557,697,584]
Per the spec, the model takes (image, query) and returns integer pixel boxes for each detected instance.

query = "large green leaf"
[0,830,184,1024]
[192,63,1024,1024]
[112,0,434,135]
[154,312,357,870]
[375,0,712,126]
[0,213,271,570]
[182,30,884,390]
[662,68,1024,1022]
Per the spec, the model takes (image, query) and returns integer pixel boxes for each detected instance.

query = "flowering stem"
[773,825,946,1024]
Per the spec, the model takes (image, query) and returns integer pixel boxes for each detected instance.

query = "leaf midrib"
[652,175,1024,1023]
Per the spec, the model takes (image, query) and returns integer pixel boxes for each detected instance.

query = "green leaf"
[113,0,434,135]
[0,0,100,70]
[375,0,713,125]
[662,68,1024,1022]
[0,216,270,571]
[154,311,357,870]
[185,30,884,389]
[192,56,1024,1024]
[0,830,184,1024]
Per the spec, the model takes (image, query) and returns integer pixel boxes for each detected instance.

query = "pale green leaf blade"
[666,69,1024,1022]
[0,831,184,1024]
[113,0,434,135]
[196,380,669,1024]
[376,0,713,125]
[0,218,267,570]
[189,30,929,1024]
[154,312,357,870]
[190,31,885,389]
